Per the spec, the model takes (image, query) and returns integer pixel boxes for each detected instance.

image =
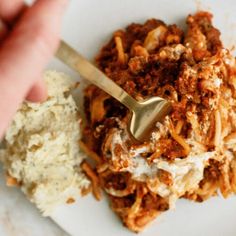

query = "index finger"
[0,0,25,23]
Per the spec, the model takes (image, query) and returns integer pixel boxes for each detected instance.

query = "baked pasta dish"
[82,11,236,232]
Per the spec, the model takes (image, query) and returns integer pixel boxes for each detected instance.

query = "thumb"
[0,0,68,138]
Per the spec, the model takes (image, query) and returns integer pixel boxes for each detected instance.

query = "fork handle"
[56,40,138,111]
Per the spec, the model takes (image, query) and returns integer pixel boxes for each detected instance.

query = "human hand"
[0,0,68,139]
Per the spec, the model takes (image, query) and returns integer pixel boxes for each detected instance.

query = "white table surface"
[0,166,69,236]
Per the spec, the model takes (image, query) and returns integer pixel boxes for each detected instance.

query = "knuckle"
[31,23,59,57]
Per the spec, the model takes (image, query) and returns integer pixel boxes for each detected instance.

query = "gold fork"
[56,40,172,142]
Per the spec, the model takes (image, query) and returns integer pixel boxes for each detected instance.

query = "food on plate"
[0,71,90,216]
[83,11,236,232]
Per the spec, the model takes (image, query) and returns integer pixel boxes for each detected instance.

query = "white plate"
[48,0,236,235]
